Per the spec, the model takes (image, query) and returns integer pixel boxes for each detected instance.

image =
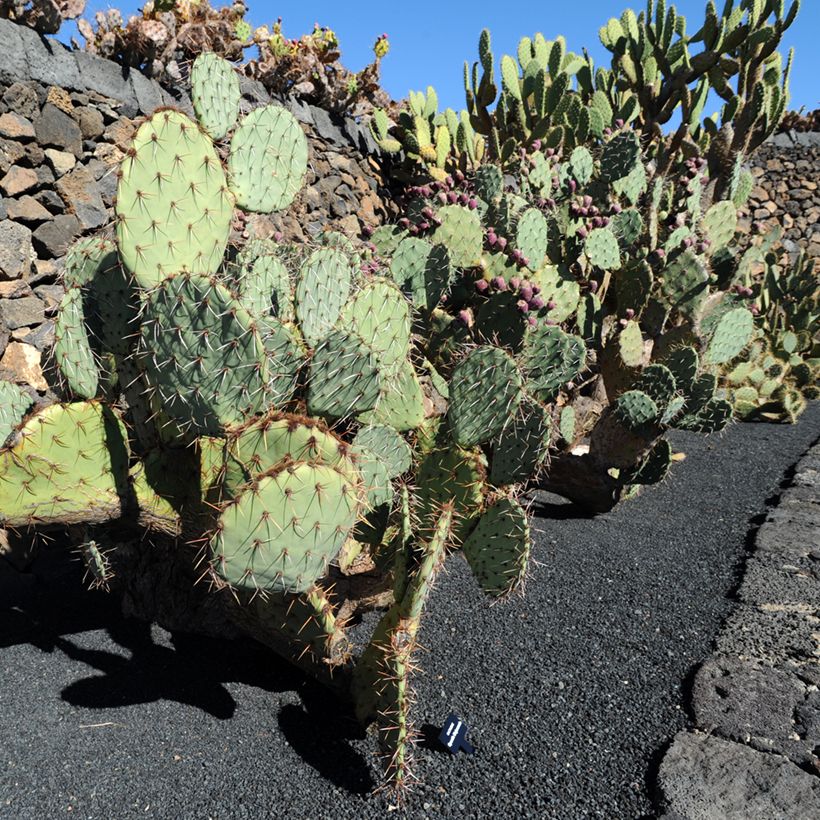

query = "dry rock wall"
[0,17,395,403]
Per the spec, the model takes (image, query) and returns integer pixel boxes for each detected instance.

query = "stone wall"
[746,130,820,258]
[0,17,396,404]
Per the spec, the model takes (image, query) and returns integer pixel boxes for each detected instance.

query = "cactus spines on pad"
[53,287,99,400]
[585,227,621,270]
[228,105,308,213]
[489,398,551,486]
[210,460,361,594]
[306,330,382,420]
[519,325,586,402]
[0,402,129,527]
[614,390,660,432]
[140,273,269,435]
[191,52,241,140]
[0,382,33,446]
[448,346,523,447]
[116,110,234,288]
[463,497,530,598]
[296,248,353,348]
[353,425,412,479]
[433,205,483,267]
[704,307,755,365]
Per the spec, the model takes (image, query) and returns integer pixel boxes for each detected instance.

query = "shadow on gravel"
[278,684,374,795]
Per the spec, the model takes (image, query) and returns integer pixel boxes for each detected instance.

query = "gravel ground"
[2,405,819,820]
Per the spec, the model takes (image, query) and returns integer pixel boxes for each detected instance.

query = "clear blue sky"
[77,0,819,113]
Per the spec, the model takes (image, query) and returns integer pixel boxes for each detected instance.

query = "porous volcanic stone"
[0,112,35,140]
[34,103,83,157]
[659,732,820,819]
[0,296,45,330]
[0,220,33,280]
[0,341,47,390]
[0,166,37,197]
[32,214,80,257]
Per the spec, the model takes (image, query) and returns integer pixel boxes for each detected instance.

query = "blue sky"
[78,0,819,113]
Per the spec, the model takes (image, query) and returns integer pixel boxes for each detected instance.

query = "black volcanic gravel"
[2,404,819,819]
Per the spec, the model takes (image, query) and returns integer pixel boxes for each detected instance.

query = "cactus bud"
[530,296,544,310]
[475,278,489,293]
[497,236,508,250]
[509,277,521,290]
[492,276,508,291]
[516,299,529,313]
[625,308,635,319]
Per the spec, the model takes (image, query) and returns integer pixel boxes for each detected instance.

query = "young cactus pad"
[191,52,241,141]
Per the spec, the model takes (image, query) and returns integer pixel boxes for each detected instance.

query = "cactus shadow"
[51,618,305,721]
[277,684,375,795]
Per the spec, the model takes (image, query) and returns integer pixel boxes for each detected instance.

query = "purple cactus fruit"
[750,304,760,315]
[510,277,521,290]
[273,231,284,242]
[458,193,469,206]
[362,224,374,237]
[530,296,544,310]
[546,147,555,157]
[516,299,530,313]
[696,242,709,254]
[419,221,430,231]
[577,226,588,239]
[475,278,490,293]
[409,224,419,236]
[546,300,557,310]
[447,191,457,204]
[455,170,465,182]
[654,248,666,260]
[511,248,522,261]
[531,285,541,295]
[625,308,635,319]
[601,217,610,227]
[446,175,455,186]
[468,198,478,210]
[437,191,448,205]
[487,231,498,247]
[589,280,599,294]
[611,202,622,214]
[422,206,435,219]
[457,309,472,325]
[492,276,508,291]
[519,285,533,301]
[603,127,612,137]
[398,217,411,228]
[497,236,508,250]
[528,315,538,326]
[569,179,577,193]
[546,318,558,326]
[615,118,624,129]
[583,195,593,207]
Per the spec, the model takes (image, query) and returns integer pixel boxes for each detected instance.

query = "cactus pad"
[614,390,659,431]
[600,131,640,182]
[433,205,483,267]
[191,52,241,140]
[116,110,233,288]
[520,325,586,402]
[0,402,129,527]
[516,208,549,267]
[390,238,452,311]
[489,398,551,485]
[353,425,412,479]
[239,254,293,321]
[463,497,530,598]
[585,227,621,270]
[307,330,381,420]
[296,248,352,347]
[700,201,737,253]
[53,287,99,400]
[535,265,580,322]
[449,347,523,447]
[210,461,361,594]
[140,273,268,434]
[618,320,644,368]
[635,364,677,408]
[358,360,425,432]
[228,105,308,213]
[704,307,754,365]
[0,381,32,446]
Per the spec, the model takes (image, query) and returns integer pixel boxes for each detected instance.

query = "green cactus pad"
[700,201,737,253]
[474,164,504,202]
[210,461,361,594]
[238,254,293,321]
[475,292,527,352]
[614,390,660,431]
[339,279,411,375]
[416,444,486,542]
[353,425,412,479]
[576,292,603,344]
[600,131,640,182]
[228,104,308,213]
[519,325,586,402]
[307,330,381,420]
[704,307,754,365]
[662,347,699,394]
[433,205,483,267]
[53,287,99,400]
[256,318,303,408]
[661,250,709,317]
[463,497,530,598]
[350,442,393,511]
[86,249,138,360]
[0,381,32,446]
[0,402,129,527]
[615,260,653,316]
[489,398,551,486]
[116,110,233,288]
[140,273,268,435]
[295,248,353,348]
[191,52,241,140]
[358,360,425,432]
[635,364,677,409]
[675,398,733,433]
[612,209,644,246]
[618,320,644,368]
[558,405,576,445]
[569,146,594,185]
[625,438,672,485]
[535,265,580,322]
[516,208,549,267]
[62,237,117,290]
[449,347,523,447]
[371,225,408,257]
[585,227,621,270]
[390,239,452,312]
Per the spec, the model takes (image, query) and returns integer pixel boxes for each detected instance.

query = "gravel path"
[2,406,819,819]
